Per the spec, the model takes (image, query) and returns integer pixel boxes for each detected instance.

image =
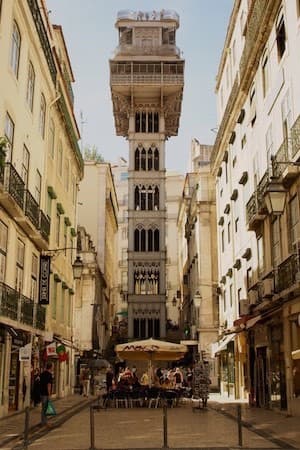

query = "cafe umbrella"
[115,338,188,385]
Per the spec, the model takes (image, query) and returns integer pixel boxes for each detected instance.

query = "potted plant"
[0,137,8,168]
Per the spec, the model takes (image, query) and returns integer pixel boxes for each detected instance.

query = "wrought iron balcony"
[40,210,50,242]
[275,253,300,293]
[272,116,300,180]
[20,293,34,326]
[4,163,25,210]
[24,189,40,230]
[291,114,300,158]
[0,148,6,184]
[0,282,19,321]
[0,281,46,330]
[246,170,269,230]
[35,304,46,330]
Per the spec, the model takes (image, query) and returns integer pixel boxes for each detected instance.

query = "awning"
[246,315,262,329]
[211,333,235,356]
[292,349,300,360]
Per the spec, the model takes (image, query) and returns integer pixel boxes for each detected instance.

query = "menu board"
[192,362,210,399]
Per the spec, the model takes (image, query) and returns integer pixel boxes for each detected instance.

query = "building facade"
[110,9,184,340]
[178,140,219,385]
[212,0,300,414]
[78,161,119,349]
[0,0,83,415]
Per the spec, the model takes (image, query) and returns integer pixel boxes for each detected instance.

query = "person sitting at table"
[174,367,183,389]
[140,370,149,386]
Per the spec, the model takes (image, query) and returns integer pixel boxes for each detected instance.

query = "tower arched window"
[141,229,146,251]
[148,229,153,251]
[135,148,140,171]
[134,229,140,251]
[134,186,140,210]
[135,113,140,132]
[148,186,153,210]
[148,148,153,170]
[141,148,146,170]
[154,229,159,251]
[154,113,159,132]
[154,186,159,210]
[141,186,146,210]
[154,148,159,170]
[141,112,146,132]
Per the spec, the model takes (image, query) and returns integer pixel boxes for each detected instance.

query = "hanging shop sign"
[19,343,32,362]
[39,255,51,305]
[46,342,57,357]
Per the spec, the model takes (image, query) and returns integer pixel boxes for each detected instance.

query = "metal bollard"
[237,403,243,447]
[89,406,95,450]
[163,402,168,448]
[23,406,30,449]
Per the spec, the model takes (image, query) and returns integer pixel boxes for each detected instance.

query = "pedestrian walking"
[31,368,41,406]
[40,362,53,427]
[82,367,91,397]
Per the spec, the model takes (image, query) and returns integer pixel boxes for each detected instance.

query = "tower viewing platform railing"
[110,62,184,86]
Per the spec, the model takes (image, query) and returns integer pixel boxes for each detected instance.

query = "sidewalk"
[0,393,93,448]
[209,393,300,449]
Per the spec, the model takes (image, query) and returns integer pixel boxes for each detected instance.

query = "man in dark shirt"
[40,362,53,426]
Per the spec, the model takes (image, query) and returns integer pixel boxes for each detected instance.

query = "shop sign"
[19,343,32,362]
[39,255,51,305]
[46,342,57,357]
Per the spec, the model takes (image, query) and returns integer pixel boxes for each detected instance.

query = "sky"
[47,0,233,173]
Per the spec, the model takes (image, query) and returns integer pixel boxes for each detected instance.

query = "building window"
[10,21,21,77]
[235,218,239,233]
[58,141,63,176]
[61,286,65,323]
[261,51,269,97]
[281,90,291,142]
[56,212,60,246]
[229,284,233,307]
[266,125,273,169]
[52,277,57,319]
[64,158,69,191]
[16,238,25,292]
[4,113,14,162]
[228,221,231,243]
[21,145,30,188]
[49,119,55,159]
[47,192,52,218]
[246,267,252,291]
[241,134,247,149]
[297,0,300,17]
[257,235,264,276]
[289,196,300,247]
[223,290,226,312]
[221,230,224,252]
[30,253,38,300]
[271,217,281,267]
[276,13,286,60]
[39,93,46,138]
[34,170,41,205]
[26,61,35,111]
[72,176,76,205]
[0,220,8,282]
[134,264,159,295]
[63,224,67,256]
[135,111,159,133]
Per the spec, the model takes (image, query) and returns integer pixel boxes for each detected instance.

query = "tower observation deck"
[110,9,184,339]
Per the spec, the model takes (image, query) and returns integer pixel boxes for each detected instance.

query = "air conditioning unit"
[262,278,273,298]
[248,290,258,304]
[239,299,249,316]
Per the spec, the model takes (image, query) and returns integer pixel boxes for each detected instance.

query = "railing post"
[89,405,95,450]
[163,402,168,448]
[237,403,243,447]
[23,406,30,449]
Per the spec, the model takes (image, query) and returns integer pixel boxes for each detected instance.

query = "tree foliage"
[83,145,105,162]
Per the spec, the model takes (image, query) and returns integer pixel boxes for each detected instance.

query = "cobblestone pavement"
[1,393,299,450]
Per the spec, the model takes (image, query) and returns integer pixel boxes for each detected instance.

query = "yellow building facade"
[0,0,83,416]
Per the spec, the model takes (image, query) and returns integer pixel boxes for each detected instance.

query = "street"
[3,396,299,450]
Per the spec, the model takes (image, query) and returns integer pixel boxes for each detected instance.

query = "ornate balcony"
[0,281,45,330]
[24,189,40,230]
[275,253,300,294]
[246,170,269,230]
[291,114,300,158]
[2,163,25,211]
[40,210,50,243]
[272,116,300,182]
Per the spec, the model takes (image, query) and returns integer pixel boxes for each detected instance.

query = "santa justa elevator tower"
[110,9,184,339]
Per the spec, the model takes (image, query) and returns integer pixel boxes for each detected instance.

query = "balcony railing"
[40,210,50,242]
[4,163,25,210]
[275,253,300,293]
[24,190,40,230]
[273,115,300,175]
[35,304,46,330]
[115,44,181,57]
[1,164,50,243]
[0,281,46,330]
[291,114,300,158]
[246,170,269,226]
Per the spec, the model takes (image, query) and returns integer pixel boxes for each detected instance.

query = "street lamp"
[72,256,84,279]
[264,155,300,215]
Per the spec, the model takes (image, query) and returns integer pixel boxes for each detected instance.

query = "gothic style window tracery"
[134,264,160,294]
[135,111,159,133]
[134,146,159,171]
[134,185,160,211]
[134,225,160,252]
